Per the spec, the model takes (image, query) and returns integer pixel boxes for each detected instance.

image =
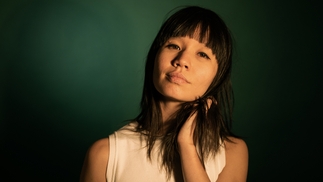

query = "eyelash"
[198,52,210,59]
[165,44,211,60]
[166,44,180,50]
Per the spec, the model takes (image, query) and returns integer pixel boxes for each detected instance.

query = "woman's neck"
[159,100,182,123]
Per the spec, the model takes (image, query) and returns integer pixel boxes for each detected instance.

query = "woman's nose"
[172,51,191,69]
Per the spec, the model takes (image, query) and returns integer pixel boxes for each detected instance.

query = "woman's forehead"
[169,26,210,44]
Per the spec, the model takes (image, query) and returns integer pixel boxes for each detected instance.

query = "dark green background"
[1,0,322,181]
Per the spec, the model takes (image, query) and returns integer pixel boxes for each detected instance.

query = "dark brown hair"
[135,6,235,176]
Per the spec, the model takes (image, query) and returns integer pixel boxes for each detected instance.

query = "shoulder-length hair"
[135,6,235,176]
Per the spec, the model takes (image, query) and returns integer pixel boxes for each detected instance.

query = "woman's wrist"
[177,142,196,155]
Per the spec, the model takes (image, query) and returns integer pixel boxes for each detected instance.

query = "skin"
[177,110,248,182]
[156,36,248,181]
[80,36,248,182]
[153,36,218,103]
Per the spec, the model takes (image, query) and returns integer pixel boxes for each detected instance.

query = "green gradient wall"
[1,0,322,181]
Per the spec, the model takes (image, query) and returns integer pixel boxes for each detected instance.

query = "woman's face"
[153,36,218,102]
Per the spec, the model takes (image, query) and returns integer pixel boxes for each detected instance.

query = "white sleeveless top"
[107,122,226,182]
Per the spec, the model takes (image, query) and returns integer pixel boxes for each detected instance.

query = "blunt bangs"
[157,6,232,64]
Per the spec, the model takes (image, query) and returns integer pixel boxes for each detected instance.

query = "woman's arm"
[217,137,248,182]
[79,138,110,182]
[177,106,248,182]
[177,111,211,182]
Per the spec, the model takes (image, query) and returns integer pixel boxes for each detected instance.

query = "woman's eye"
[198,52,210,59]
[166,44,180,50]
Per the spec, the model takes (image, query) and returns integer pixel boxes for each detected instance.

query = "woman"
[80,6,248,182]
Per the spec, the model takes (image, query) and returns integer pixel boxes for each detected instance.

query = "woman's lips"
[166,72,190,84]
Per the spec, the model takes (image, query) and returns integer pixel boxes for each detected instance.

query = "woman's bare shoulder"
[225,137,248,153]
[80,138,110,182]
[217,137,248,182]
[89,138,110,154]
[85,138,110,164]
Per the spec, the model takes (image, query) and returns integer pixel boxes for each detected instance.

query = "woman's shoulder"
[216,137,248,182]
[87,121,138,152]
[85,121,139,155]
[80,138,110,182]
[224,136,248,153]
[89,137,110,154]
[111,121,142,139]
[117,121,138,133]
